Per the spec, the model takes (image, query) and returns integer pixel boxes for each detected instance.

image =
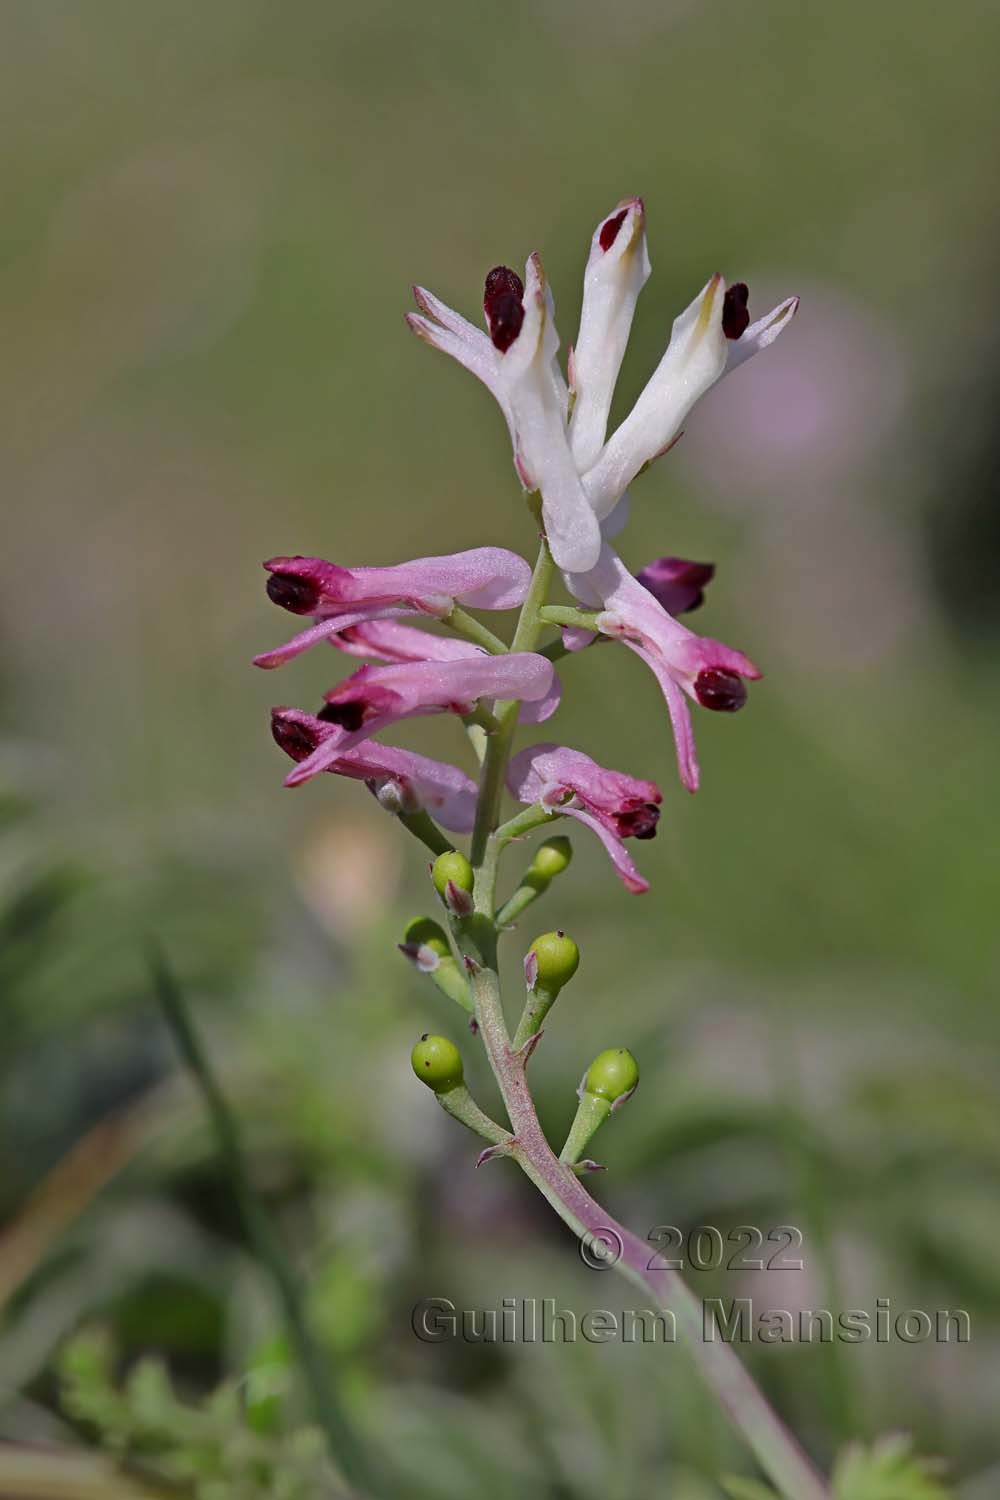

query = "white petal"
[406,300,515,443]
[499,255,602,573]
[582,274,728,520]
[600,490,631,539]
[569,199,651,471]
[726,295,799,372]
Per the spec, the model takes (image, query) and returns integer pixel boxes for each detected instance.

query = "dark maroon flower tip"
[694,668,748,712]
[271,709,321,762]
[265,569,321,614]
[599,209,628,252]
[615,802,661,841]
[637,557,716,616]
[483,265,525,352]
[722,282,750,341]
[317,700,368,732]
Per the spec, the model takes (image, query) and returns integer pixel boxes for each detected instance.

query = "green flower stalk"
[398,916,473,1013]
[512,930,580,1050]
[560,1048,639,1169]
[496,835,573,927]
[410,1035,509,1148]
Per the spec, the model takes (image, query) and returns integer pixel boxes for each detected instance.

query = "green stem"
[150,951,378,1498]
[469,540,556,874]
[495,872,550,928]
[464,955,829,1500]
[444,605,509,655]
[494,802,557,847]
[396,808,454,857]
[436,1083,511,1146]
[445,533,828,1500]
[538,605,601,631]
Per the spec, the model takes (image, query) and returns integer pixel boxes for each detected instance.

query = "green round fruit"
[410,1033,464,1093]
[584,1047,639,1103]
[431,850,474,900]
[529,836,573,879]
[528,930,580,992]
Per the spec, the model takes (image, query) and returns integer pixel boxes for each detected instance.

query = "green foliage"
[58,1328,330,1499]
[723,1435,952,1500]
[832,1435,952,1500]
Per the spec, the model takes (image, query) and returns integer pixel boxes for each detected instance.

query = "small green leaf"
[833,1434,952,1500]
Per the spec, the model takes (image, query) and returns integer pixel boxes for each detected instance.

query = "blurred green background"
[2,2,998,1496]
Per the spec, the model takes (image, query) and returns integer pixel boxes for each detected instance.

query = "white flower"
[407,198,798,568]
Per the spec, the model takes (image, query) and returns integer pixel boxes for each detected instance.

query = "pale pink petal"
[263,547,531,618]
[560,805,650,894]
[329,619,483,664]
[271,709,477,830]
[518,667,562,724]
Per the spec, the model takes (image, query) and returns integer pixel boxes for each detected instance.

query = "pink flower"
[254,547,531,669]
[323,618,484,665]
[271,709,477,830]
[506,743,662,894]
[566,545,761,794]
[261,616,561,725]
[279,652,555,787]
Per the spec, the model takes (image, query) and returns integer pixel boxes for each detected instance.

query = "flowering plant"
[255,198,834,1497]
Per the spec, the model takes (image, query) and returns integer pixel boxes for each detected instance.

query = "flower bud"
[410,1033,464,1094]
[560,1048,639,1168]
[399,918,474,1013]
[584,1047,639,1104]
[402,915,450,961]
[527,931,580,994]
[529,835,573,880]
[431,850,474,903]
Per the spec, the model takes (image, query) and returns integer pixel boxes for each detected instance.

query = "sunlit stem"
[435,1083,511,1146]
[396,808,454,857]
[444,605,509,655]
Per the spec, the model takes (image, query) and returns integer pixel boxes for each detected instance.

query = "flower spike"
[506,743,662,894]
